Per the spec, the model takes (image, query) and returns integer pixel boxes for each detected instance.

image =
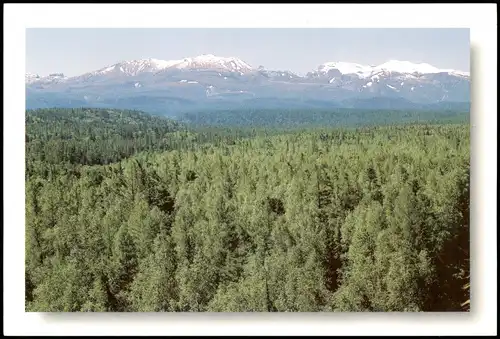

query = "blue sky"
[26,28,470,76]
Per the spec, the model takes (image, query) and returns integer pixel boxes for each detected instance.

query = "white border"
[3,4,497,336]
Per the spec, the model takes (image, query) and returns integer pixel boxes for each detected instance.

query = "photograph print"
[25,27,470,312]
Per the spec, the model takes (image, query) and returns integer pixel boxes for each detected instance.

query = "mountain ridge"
[26,54,469,80]
[26,54,470,116]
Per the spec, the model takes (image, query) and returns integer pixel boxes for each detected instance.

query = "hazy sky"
[26,28,470,76]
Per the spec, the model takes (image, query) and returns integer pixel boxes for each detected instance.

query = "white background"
[3,3,497,336]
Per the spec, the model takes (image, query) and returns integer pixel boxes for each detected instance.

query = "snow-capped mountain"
[92,58,182,77]
[83,54,254,78]
[306,60,469,103]
[168,54,254,73]
[26,55,470,116]
[312,60,469,78]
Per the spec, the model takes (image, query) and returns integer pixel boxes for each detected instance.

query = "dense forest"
[25,108,470,312]
[179,108,470,129]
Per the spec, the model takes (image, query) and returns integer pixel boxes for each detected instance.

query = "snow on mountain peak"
[26,56,469,89]
[173,54,254,72]
[26,72,67,84]
[25,73,41,83]
[319,62,373,78]
[317,59,469,78]
[91,54,254,77]
[94,58,183,76]
[376,60,470,77]
[375,60,441,74]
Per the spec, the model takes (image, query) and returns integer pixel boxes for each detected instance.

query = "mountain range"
[26,54,470,116]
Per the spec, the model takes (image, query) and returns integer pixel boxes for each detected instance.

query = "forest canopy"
[25,108,470,312]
